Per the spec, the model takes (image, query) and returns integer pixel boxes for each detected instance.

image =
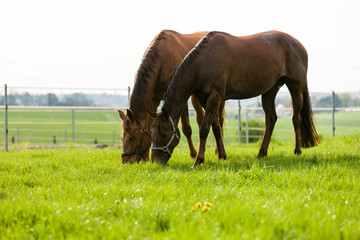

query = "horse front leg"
[212,116,227,160]
[192,92,222,167]
[192,120,211,167]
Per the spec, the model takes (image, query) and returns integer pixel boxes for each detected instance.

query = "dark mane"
[163,31,224,113]
[173,31,221,80]
[129,31,166,117]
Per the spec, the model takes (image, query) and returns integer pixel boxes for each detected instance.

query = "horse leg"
[192,96,225,156]
[191,95,204,127]
[257,84,280,158]
[287,82,305,155]
[212,115,227,160]
[193,92,222,167]
[214,101,225,155]
[180,104,197,158]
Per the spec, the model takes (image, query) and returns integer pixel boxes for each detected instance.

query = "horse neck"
[162,74,194,123]
[129,61,162,124]
[129,84,154,122]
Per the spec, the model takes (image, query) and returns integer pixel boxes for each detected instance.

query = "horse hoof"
[257,151,267,158]
[294,148,302,155]
[190,151,197,158]
[218,153,227,160]
[192,159,204,168]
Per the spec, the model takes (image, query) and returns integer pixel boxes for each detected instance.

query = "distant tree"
[61,93,93,106]
[34,94,47,106]
[19,92,34,105]
[315,94,342,108]
[338,93,360,107]
[47,93,59,106]
[7,94,18,105]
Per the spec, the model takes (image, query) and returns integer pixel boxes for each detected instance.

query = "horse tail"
[300,84,321,148]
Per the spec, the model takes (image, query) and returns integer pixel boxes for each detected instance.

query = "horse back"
[192,31,308,99]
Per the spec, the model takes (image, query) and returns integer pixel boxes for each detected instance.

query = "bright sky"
[0,0,359,93]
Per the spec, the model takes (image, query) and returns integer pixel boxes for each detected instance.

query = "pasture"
[1,134,360,239]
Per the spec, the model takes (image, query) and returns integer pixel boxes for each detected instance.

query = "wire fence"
[1,85,360,151]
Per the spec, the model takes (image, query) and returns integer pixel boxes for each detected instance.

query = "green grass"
[1,133,360,239]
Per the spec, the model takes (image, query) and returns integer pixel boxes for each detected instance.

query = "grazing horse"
[118,30,225,163]
[150,30,321,167]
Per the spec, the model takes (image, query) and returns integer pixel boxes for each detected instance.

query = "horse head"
[118,109,152,163]
[148,108,180,164]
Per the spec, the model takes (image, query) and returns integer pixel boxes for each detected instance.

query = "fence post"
[64,129,67,143]
[128,86,131,107]
[72,109,75,141]
[17,128,20,144]
[5,84,8,152]
[238,100,241,145]
[332,91,335,137]
[246,111,249,144]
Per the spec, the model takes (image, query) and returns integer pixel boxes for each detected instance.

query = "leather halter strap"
[121,120,151,160]
[151,116,180,157]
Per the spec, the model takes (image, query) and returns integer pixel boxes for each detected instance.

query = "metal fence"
[2,85,360,151]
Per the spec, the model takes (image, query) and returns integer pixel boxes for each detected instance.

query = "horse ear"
[147,109,157,118]
[126,109,135,121]
[162,107,169,120]
[118,110,126,121]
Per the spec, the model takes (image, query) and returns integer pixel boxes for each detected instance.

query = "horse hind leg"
[286,80,305,155]
[257,84,281,158]
[214,101,225,155]
[180,104,197,158]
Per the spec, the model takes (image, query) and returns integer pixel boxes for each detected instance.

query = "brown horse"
[118,30,225,163]
[150,30,321,167]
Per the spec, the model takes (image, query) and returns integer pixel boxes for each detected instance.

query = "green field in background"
[0,109,359,146]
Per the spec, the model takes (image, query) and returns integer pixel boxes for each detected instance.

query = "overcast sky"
[0,0,359,94]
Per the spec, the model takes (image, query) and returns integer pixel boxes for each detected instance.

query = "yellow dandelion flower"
[195,202,202,208]
[204,202,213,207]
[36,187,42,190]
[192,207,196,212]
[114,200,120,204]
[202,206,210,212]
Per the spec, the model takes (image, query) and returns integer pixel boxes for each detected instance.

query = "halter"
[151,116,180,157]
[121,120,152,160]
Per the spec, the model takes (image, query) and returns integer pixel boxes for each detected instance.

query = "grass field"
[1,133,360,239]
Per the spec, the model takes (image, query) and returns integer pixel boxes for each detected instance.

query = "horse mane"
[129,31,166,117]
[163,31,225,113]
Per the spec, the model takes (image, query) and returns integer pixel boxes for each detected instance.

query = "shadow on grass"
[153,148,360,173]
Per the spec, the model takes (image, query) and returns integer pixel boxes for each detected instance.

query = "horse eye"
[129,136,136,142]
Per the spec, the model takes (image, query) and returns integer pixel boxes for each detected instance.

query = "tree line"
[1,92,359,108]
[0,92,128,106]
